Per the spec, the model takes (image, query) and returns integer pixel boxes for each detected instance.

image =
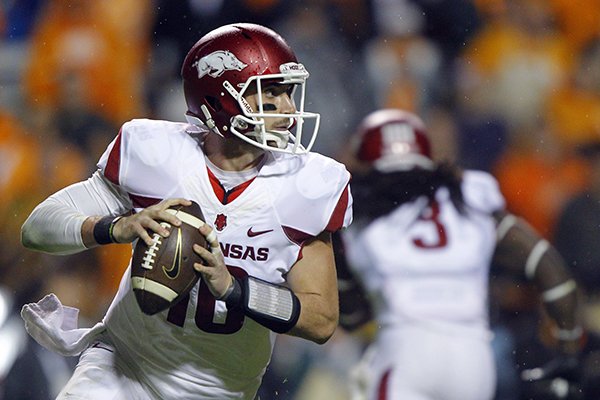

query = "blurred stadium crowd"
[1,0,600,399]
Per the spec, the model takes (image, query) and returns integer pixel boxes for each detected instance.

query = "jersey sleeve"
[462,170,505,214]
[275,153,353,237]
[305,155,353,234]
[96,128,122,185]
[325,181,353,232]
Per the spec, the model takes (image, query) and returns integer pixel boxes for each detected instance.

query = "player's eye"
[263,84,293,98]
[263,87,278,98]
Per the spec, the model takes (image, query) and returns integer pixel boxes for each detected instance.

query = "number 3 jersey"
[342,170,504,337]
[96,119,353,399]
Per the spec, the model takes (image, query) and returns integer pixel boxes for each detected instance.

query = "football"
[130,201,208,315]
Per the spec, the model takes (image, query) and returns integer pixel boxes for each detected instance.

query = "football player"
[20,23,352,400]
[335,109,581,400]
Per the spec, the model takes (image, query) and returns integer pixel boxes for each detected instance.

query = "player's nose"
[278,93,296,114]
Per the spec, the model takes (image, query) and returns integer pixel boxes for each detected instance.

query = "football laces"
[141,222,171,270]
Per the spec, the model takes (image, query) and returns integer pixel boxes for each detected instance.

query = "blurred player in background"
[335,109,582,400]
[19,23,352,400]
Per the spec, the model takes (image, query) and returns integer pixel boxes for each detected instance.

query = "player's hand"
[112,198,192,245]
[192,223,232,299]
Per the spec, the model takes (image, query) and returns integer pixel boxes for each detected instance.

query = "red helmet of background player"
[353,109,433,172]
[181,23,320,154]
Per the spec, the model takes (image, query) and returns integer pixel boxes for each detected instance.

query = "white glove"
[20,293,105,356]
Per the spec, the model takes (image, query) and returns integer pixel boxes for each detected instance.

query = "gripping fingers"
[138,198,192,244]
[192,242,232,298]
[149,199,189,226]
[161,198,192,209]
[199,224,221,256]
[146,218,171,241]
[193,225,222,271]
[113,198,193,245]
[137,225,156,247]
[207,231,221,256]
[193,244,212,272]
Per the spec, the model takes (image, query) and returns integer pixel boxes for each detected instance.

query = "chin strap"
[185,112,224,138]
[245,128,290,149]
[221,275,301,333]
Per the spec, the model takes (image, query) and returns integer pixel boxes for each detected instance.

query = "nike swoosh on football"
[247,227,274,237]
[163,228,182,279]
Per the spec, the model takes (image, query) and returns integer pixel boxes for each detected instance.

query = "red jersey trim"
[326,183,350,232]
[129,193,163,209]
[207,168,225,201]
[206,167,255,205]
[282,225,314,263]
[227,179,253,203]
[282,226,313,247]
[378,369,392,400]
[104,131,122,185]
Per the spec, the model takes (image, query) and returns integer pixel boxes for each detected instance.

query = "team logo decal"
[162,227,182,279]
[193,50,247,78]
[214,213,227,231]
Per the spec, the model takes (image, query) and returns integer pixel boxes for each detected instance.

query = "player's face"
[245,83,296,131]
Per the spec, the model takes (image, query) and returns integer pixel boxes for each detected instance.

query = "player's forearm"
[289,292,338,344]
[284,233,339,343]
[542,287,582,354]
[533,249,582,354]
[21,172,130,254]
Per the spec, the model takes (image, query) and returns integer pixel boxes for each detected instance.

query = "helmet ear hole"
[205,96,222,113]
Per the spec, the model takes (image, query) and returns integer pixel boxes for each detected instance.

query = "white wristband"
[496,214,517,241]
[524,239,550,280]
[542,279,577,302]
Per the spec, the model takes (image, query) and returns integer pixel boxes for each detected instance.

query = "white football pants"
[350,324,496,400]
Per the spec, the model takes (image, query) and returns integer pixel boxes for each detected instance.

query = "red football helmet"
[181,23,320,154]
[353,109,433,171]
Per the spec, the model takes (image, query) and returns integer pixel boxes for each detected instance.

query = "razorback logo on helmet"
[214,213,227,231]
[192,50,247,78]
[355,108,433,171]
[381,122,417,156]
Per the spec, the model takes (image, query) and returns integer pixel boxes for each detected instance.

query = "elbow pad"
[224,276,301,333]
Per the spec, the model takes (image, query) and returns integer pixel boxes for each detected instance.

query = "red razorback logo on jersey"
[214,213,227,231]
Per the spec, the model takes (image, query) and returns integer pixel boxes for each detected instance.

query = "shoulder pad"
[97,119,204,199]
[269,153,353,235]
[462,170,505,214]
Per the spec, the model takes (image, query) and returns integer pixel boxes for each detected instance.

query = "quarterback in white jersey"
[336,109,581,400]
[20,24,352,400]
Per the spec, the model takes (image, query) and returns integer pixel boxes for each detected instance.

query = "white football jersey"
[344,171,503,400]
[94,119,352,399]
[343,170,504,335]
